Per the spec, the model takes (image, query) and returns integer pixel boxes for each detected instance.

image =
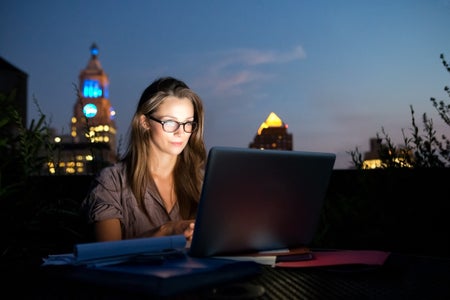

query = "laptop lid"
[188,146,336,257]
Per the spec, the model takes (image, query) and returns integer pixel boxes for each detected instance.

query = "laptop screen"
[188,146,336,257]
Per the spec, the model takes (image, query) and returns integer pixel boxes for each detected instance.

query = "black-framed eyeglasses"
[147,116,197,133]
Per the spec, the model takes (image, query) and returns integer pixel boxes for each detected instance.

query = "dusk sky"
[1,0,450,169]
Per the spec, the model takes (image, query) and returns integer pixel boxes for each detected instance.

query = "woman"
[81,76,206,242]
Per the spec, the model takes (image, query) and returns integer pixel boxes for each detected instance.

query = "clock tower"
[72,43,117,163]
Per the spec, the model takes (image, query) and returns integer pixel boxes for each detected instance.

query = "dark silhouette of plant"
[348,147,364,169]
[431,53,450,126]
[0,91,53,193]
[0,91,89,266]
[409,106,448,168]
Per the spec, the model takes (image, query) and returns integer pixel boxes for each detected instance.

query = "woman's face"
[147,96,195,156]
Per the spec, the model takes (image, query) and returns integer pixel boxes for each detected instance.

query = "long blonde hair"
[123,77,206,219]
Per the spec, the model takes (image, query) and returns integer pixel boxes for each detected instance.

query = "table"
[249,253,450,299]
[7,252,450,299]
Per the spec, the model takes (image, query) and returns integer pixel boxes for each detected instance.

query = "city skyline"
[1,0,450,169]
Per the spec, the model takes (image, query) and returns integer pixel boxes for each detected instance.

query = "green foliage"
[0,92,54,185]
[349,53,450,169]
[0,91,88,266]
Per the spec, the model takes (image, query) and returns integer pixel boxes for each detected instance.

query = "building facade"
[0,57,28,129]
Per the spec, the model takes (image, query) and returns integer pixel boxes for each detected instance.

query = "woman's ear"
[140,115,150,130]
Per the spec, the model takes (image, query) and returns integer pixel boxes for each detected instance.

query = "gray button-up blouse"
[81,162,181,239]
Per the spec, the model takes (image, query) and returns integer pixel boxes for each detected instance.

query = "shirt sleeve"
[81,165,125,224]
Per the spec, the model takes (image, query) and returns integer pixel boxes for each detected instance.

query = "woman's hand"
[183,222,195,242]
[168,220,195,241]
[139,220,195,241]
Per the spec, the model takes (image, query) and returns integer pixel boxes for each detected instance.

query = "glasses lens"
[183,122,192,133]
[160,120,197,133]
[162,121,179,132]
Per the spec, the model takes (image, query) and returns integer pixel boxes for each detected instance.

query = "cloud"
[213,45,306,69]
[197,45,307,95]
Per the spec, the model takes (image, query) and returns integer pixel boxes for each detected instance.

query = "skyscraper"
[249,112,293,150]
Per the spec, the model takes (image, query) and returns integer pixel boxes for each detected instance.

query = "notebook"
[188,146,336,257]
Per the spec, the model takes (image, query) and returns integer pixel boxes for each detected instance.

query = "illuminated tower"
[46,44,118,175]
[249,112,293,150]
[72,43,117,163]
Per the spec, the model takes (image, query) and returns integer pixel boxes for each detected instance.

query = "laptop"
[188,146,336,257]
